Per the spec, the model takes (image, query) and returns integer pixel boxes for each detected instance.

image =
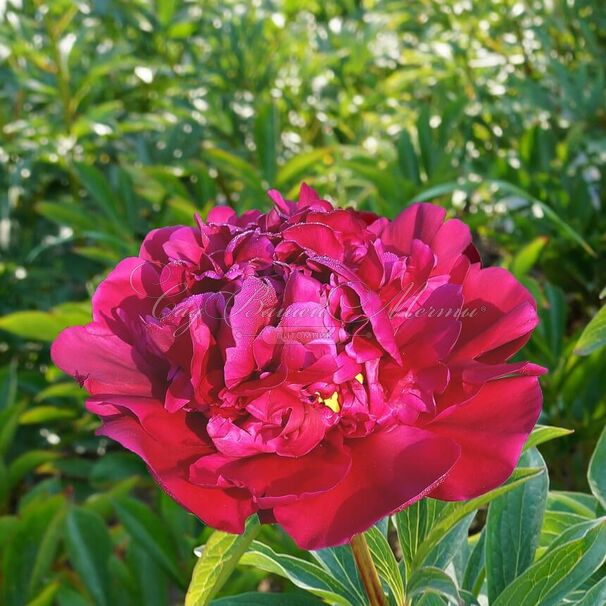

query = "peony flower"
[52,184,544,550]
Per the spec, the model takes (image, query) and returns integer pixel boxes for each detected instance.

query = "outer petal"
[452,265,538,363]
[427,376,542,500]
[272,426,460,549]
[51,323,164,397]
[91,396,255,533]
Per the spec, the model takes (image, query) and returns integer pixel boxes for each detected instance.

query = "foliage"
[0,0,605,603]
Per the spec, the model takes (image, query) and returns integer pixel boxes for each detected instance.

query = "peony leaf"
[572,576,606,606]
[254,102,278,184]
[412,466,543,567]
[588,425,606,509]
[112,496,184,587]
[422,514,474,571]
[523,424,573,452]
[485,449,549,601]
[492,521,606,606]
[406,566,461,604]
[185,516,260,606]
[574,305,606,356]
[311,545,367,606]
[394,498,449,577]
[65,507,112,606]
[0,302,90,342]
[510,236,548,278]
[212,592,325,605]
[462,530,486,596]
[276,148,335,190]
[241,541,353,606]
[546,491,598,519]
[364,525,405,606]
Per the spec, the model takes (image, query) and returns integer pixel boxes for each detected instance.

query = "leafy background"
[0,0,605,605]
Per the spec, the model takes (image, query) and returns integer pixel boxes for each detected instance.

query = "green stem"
[350,533,388,606]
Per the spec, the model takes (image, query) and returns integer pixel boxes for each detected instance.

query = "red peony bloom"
[52,185,544,549]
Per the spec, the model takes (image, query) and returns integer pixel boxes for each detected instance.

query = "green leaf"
[486,449,549,601]
[19,405,77,424]
[365,525,405,605]
[588,425,606,508]
[212,593,325,605]
[510,236,548,277]
[573,576,606,605]
[254,102,278,184]
[413,467,543,567]
[523,425,574,452]
[462,531,486,595]
[396,130,420,184]
[395,499,449,576]
[575,305,606,356]
[0,302,90,342]
[73,163,124,228]
[406,567,461,604]
[422,513,474,571]
[112,496,184,587]
[65,507,112,606]
[493,521,606,606]
[127,543,169,606]
[185,516,260,606]
[311,545,366,606]
[547,491,598,519]
[241,541,352,606]
[8,450,61,490]
[203,148,264,193]
[276,148,334,189]
[29,505,67,597]
[2,497,64,606]
[490,180,596,257]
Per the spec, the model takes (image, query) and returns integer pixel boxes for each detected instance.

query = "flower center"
[317,373,364,413]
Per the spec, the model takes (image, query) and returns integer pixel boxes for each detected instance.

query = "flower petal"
[272,426,460,549]
[427,376,542,500]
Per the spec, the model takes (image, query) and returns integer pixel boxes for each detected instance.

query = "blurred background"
[0,0,605,604]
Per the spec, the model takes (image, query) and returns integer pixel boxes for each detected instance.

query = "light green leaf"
[493,522,606,606]
[276,148,335,189]
[212,593,325,605]
[573,576,606,605]
[311,545,366,606]
[575,305,606,356]
[185,516,260,606]
[523,425,573,452]
[241,541,352,606]
[394,499,449,576]
[406,567,461,603]
[0,302,90,342]
[365,525,405,605]
[486,449,549,601]
[413,467,543,566]
[588,425,606,508]
[510,236,548,277]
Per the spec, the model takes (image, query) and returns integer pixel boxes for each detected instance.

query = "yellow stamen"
[320,391,341,413]
[317,374,364,413]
